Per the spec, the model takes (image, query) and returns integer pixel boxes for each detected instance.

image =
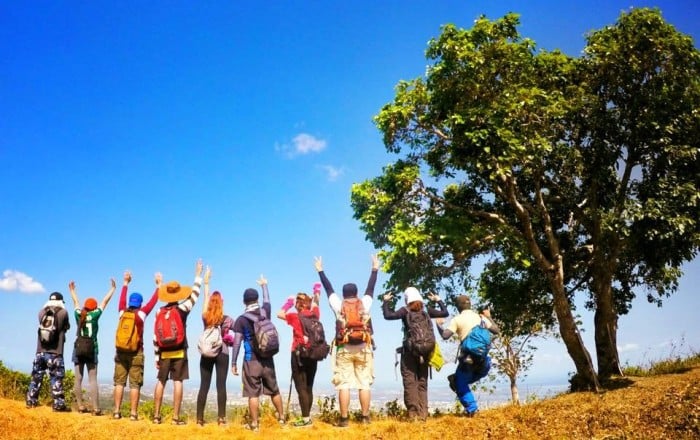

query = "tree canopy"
[352,8,699,390]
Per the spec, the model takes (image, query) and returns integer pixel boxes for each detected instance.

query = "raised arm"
[481,308,501,335]
[142,272,161,315]
[258,274,271,318]
[68,281,79,309]
[201,266,212,318]
[100,278,117,310]
[314,256,335,298]
[118,270,131,312]
[178,259,203,313]
[381,292,403,320]
[435,318,454,340]
[427,292,449,319]
[276,295,295,321]
[363,254,380,298]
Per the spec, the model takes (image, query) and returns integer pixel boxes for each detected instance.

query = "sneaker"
[292,418,313,427]
[336,416,349,428]
[361,415,371,425]
[245,422,259,432]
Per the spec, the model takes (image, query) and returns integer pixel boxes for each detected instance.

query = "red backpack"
[154,305,185,349]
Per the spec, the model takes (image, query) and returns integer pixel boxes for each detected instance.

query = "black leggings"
[291,351,318,417]
[196,351,229,420]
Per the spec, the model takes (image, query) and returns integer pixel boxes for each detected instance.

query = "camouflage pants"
[26,352,66,409]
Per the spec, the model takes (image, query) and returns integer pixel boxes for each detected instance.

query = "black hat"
[243,288,259,304]
[49,292,64,302]
[342,283,358,298]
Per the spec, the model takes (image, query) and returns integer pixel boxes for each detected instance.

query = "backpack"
[244,310,279,358]
[38,307,59,347]
[403,309,436,362]
[115,309,139,352]
[336,298,372,345]
[154,305,186,349]
[197,325,223,358]
[297,314,330,361]
[74,335,94,359]
[460,319,492,362]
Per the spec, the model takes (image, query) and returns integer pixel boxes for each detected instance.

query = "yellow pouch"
[160,349,185,359]
[429,343,444,372]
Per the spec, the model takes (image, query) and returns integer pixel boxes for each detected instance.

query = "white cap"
[404,287,423,305]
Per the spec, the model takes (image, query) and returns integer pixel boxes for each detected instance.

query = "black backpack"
[403,309,436,362]
[297,314,330,361]
[38,307,59,348]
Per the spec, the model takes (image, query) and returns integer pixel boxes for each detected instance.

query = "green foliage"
[621,338,700,377]
[353,7,699,388]
[0,360,74,406]
[316,394,338,423]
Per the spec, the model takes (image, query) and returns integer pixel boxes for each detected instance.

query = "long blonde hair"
[204,291,224,327]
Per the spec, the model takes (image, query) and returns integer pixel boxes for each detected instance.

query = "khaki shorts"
[113,350,145,389]
[332,344,374,390]
[156,357,189,382]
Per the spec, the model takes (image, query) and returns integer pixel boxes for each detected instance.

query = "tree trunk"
[593,280,623,379]
[550,269,601,391]
[510,376,520,404]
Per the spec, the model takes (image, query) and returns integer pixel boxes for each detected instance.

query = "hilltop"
[1,366,698,439]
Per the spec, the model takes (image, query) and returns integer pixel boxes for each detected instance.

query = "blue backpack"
[460,319,492,362]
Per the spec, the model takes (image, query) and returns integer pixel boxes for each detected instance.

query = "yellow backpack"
[115,310,139,352]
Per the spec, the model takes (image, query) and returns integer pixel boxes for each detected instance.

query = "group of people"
[26,256,499,430]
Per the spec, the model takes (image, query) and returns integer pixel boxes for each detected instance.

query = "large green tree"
[351,9,699,390]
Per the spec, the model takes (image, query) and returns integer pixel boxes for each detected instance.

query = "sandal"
[171,417,186,426]
[112,412,122,419]
[129,413,138,421]
[152,415,162,424]
[78,406,90,414]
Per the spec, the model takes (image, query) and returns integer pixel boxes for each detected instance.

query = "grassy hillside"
[1,364,698,439]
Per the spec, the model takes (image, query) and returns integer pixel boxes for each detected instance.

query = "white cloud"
[276,133,327,157]
[617,343,639,353]
[320,165,344,182]
[0,269,46,294]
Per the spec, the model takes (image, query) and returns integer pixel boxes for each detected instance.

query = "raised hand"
[383,292,393,302]
[427,292,441,302]
[123,270,132,285]
[371,254,380,271]
[195,259,203,277]
[257,274,267,286]
[69,280,76,292]
[314,256,323,272]
[204,266,212,285]
[110,278,116,289]
[154,272,163,287]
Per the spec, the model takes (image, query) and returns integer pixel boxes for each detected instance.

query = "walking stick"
[285,371,293,421]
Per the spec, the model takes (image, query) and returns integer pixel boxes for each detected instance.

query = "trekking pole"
[285,371,293,421]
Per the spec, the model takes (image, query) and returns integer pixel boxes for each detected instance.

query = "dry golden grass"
[2,367,698,439]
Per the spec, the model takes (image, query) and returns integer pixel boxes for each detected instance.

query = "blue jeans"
[454,356,491,413]
[26,352,66,409]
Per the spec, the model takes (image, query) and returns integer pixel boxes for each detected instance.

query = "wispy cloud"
[276,133,327,157]
[0,269,45,294]
[320,164,344,182]
[617,343,639,353]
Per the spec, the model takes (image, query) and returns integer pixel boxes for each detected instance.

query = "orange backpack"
[336,298,372,345]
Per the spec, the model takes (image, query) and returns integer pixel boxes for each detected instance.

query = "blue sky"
[1,1,698,398]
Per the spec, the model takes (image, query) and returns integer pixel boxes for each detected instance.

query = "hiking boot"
[336,416,349,428]
[292,418,313,427]
[361,415,371,425]
[245,422,259,432]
